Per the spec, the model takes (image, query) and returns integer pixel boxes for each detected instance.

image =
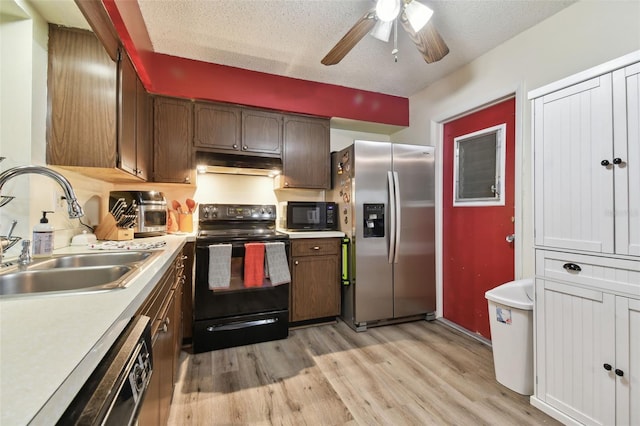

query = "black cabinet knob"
[603,363,612,371]
[613,158,623,165]
[601,159,610,166]
[615,369,624,377]
[563,263,582,272]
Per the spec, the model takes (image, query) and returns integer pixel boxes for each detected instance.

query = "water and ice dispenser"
[363,203,385,238]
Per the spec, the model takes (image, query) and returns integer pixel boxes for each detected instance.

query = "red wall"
[102,0,409,126]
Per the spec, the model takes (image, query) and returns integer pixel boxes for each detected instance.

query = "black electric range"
[193,204,290,353]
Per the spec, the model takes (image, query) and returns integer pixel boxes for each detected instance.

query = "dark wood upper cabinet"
[118,52,137,176]
[47,25,117,169]
[47,25,151,182]
[193,102,241,151]
[241,109,283,156]
[135,77,152,181]
[194,102,282,157]
[118,52,152,180]
[153,96,193,184]
[279,115,330,189]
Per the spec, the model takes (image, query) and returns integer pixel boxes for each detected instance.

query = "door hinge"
[116,48,122,62]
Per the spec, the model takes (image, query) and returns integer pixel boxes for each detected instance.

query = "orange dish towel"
[244,243,265,287]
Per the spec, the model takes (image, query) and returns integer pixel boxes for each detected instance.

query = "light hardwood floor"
[168,320,559,425]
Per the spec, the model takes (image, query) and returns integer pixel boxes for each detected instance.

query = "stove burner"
[197,203,288,244]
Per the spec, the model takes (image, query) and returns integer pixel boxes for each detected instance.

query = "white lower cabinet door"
[615,296,640,425]
[536,279,616,425]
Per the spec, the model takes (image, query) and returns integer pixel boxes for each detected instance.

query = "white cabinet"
[535,279,615,425]
[533,61,639,257]
[612,63,640,256]
[534,250,639,426]
[530,52,640,426]
[615,297,640,426]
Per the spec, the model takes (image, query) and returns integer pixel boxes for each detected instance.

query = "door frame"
[432,84,526,318]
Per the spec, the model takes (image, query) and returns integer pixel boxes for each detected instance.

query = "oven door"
[194,240,290,320]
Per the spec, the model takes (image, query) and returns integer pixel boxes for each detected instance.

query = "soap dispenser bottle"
[33,211,54,257]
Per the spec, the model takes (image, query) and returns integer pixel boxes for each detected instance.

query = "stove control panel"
[200,204,276,221]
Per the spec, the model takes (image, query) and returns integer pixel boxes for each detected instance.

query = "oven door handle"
[206,318,277,332]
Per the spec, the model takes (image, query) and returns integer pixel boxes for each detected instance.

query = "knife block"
[94,213,134,241]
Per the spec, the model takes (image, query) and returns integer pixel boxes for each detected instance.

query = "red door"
[443,98,515,340]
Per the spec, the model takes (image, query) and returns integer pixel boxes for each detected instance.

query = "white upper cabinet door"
[534,74,614,253]
[613,63,640,257]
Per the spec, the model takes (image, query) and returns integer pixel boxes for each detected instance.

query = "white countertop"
[0,235,189,425]
[277,229,345,239]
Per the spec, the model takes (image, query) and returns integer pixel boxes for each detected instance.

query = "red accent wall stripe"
[102,0,409,126]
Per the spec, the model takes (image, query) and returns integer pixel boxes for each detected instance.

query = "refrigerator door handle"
[393,171,401,264]
[387,171,396,264]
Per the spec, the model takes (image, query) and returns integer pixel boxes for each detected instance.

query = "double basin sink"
[0,251,161,297]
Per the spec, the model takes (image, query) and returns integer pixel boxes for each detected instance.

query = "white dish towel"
[264,242,291,285]
[208,244,232,289]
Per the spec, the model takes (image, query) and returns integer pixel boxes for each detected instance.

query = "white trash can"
[485,278,534,395]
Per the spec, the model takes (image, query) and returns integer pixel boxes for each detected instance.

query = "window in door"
[453,123,506,206]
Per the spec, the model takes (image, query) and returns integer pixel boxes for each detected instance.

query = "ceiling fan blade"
[321,9,376,66]
[400,18,449,63]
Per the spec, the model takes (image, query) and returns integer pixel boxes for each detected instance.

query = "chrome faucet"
[18,240,31,265]
[0,165,84,218]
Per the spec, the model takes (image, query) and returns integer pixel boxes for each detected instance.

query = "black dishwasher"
[56,315,153,426]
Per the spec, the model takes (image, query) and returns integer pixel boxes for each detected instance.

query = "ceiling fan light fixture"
[375,0,401,22]
[370,19,393,42]
[404,0,434,32]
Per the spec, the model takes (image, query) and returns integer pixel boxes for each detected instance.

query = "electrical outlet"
[52,190,65,211]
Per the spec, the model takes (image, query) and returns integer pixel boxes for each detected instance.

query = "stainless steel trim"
[206,318,277,332]
[387,171,396,264]
[392,171,401,264]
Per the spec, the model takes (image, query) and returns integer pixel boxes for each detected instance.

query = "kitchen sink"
[0,250,161,297]
[28,251,155,270]
[0,265,134,296]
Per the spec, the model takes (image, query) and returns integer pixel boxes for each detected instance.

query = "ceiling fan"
[321,0,449,65]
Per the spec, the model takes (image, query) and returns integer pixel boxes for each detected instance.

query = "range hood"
[195,151,282,177]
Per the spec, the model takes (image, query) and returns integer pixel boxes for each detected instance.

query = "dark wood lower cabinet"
[181,242,195,343]
[137,248,185,426]
[290,238,341,323]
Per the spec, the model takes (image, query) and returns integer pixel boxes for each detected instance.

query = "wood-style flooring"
[168,320,559,425]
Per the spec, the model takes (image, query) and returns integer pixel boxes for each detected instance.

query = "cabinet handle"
[603,363,612,371]
[562,262,582,272]
[615,369,624,377]
[294,260,299,265]
[233,144,238,150]
[600,159,610,166]
[613,157,623,165]
[242,145,248,151]
[137,169,143,175]
[312,246,320,250]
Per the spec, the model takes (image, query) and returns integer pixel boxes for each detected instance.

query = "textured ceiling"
[137,0,576,97]
[29,0,576,97]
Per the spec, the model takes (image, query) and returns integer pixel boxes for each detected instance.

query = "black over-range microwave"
[283,202,338,231]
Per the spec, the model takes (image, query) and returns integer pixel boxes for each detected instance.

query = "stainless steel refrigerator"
[330,140,436,331]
